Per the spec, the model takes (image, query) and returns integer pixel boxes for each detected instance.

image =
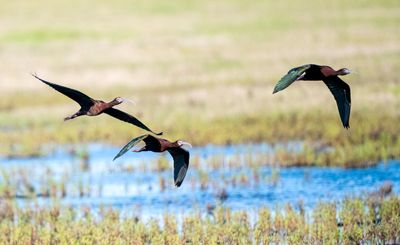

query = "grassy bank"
[1,104,399,167]
[0,196,398,244]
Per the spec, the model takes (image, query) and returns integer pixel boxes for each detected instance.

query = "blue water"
[0,143,399,219]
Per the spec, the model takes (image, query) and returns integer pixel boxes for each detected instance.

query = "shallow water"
[0,143,399,219]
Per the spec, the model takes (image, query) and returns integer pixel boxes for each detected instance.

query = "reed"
[0,195,398,244]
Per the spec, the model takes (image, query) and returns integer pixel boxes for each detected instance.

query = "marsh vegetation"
[0,0,399,243]
[0,196,399,244]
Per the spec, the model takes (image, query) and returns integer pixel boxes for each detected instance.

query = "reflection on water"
[0,143,399,219]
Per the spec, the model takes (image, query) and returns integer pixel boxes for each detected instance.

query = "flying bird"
[33,74,162,135]
[272,64,352,128]
[113,134,192,187]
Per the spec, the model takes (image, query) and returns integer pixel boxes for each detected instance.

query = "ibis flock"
[33,64,352,187]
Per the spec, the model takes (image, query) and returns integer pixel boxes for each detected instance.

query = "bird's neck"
[164,140,180,150]
[107,99,121,108]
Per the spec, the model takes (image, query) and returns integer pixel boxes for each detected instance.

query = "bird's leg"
[64,111,84,121]
[132,146,146,152]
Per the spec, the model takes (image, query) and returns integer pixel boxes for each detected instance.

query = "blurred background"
[1,0,399,153]
[0,0,399,242]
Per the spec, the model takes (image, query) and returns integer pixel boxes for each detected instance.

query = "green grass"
[0,196,398,244]
[1,106,398,167]
[1,28,89,43]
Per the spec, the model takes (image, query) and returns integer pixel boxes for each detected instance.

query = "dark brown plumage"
[33,74,162,135]
[272,64,352,128]
[113,134,192,187]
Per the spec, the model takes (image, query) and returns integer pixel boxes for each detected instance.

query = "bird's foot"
[64,115,75,121]
[132,147,145,152]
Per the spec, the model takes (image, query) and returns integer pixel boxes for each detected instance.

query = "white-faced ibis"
[113,134,192,187]
[273,64,351,128]
[33,74,162,135]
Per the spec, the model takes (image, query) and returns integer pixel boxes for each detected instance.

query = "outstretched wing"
[272,64,311,94]
[322,76,351,128]
[113,134,148,161]
[167,147,190,187]
[33,74,94,109]
[103,108,162,135]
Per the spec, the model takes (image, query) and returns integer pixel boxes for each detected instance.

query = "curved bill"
[180,141,193,148]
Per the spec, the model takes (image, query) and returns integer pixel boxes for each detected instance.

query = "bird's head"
[113,97,135,105]
[176,140,192,148]
[115,97,124,103]
[337,68,351,76]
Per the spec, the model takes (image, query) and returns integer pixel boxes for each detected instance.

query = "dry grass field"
[0,0,399,164]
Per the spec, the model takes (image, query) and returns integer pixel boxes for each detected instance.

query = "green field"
[0,196,398,244]
[1,0,400,166]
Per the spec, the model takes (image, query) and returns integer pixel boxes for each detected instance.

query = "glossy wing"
[33,74,94,109]
[167,147,190,187]
[113,134,148,161]
[272,64,311,94]
[322,76,351,128]
[103,108,163,135]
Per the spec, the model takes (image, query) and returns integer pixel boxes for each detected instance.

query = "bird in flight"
[113,134,192,187]
[273,64,352,128]
[33,74,162,135]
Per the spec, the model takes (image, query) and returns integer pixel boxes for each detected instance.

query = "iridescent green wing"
[113,134,148,161]
[272,64,311,94]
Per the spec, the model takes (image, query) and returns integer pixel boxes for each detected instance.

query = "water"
[0,143,399,219]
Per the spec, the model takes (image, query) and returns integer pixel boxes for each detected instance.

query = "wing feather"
[103,108,162,135]
[113,134,148,161]
[322,76,351,128]
[273,64,311,94]
[33,74,94,109]
[167,148,190,187]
